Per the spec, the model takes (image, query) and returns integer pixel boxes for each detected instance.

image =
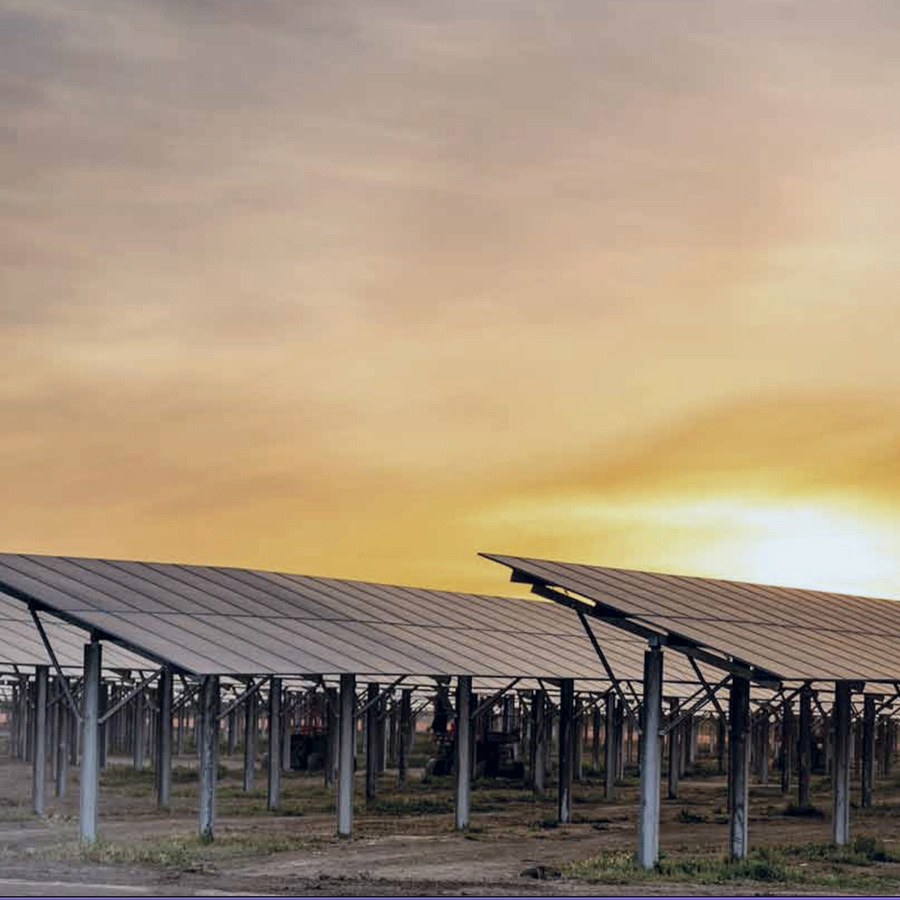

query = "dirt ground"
[3,750,900,896]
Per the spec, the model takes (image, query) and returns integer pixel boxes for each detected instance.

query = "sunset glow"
[3,2,900,601]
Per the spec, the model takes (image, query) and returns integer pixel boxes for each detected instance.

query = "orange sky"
[3,1,900,600]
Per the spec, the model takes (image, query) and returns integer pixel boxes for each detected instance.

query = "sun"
[657,498,900,600]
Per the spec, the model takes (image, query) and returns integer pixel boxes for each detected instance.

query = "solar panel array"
[483,552,900,682]
[0,553,699,683]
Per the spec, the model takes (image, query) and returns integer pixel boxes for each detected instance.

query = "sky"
[3,0,900,600]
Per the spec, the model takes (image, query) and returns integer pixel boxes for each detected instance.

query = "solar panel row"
[483,553,900,682]
[0,553,704,685]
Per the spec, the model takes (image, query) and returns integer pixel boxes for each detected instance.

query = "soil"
[2,752,899,896]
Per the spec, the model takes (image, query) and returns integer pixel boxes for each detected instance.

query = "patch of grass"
[530,815,559,830]
[789,835,900,866]
[41,829,325,870]
[567,847,796,885]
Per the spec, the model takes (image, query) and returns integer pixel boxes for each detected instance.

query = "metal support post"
[32,666,48,816]
[728,676,751,860]
[398,688,411,787]
[55,681,68,799]
[759,713,769,785]
[156,667,173,807]
[798,685,812,808]
[197,675,219,841]
[454,675,472,830]
[573,698,584,781]
[531,689,545,793]
[833,681,851,845]
[365,682,379,802]
[336,673,356,837]
[862,694,875,808]
[243,689,257,792]
[605,693,617,799]
[558,678,574,824]
[781,699,792,794]
[281,692,292,774]
[267,677,282,810]
[325,688,338,788]
[637,643,663,870]
[133,688,145,770]
[80,641,102,843]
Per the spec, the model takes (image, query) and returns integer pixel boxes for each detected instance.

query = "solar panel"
[482,552,900,682]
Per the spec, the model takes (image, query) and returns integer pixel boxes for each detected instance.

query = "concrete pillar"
[604,693,617,799]
[197,675,219,841]
[398,688,411,787]
[80,641,102,843]
[728,676,751,860]
[267,678,282,810]
[781,699,793,794]
[862,694,875,808]
[32,666,48,816]
[531,689,545,793]
[798,685,812,808]
[637,643,663,870]
[833,682,851,845]
[243,689,258,792]
[667,699,680,800]
[156,668,173,808]
[365,683,379,802]
[558,679,574,824]
[337,673,356,837]
[454,675,472,830]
